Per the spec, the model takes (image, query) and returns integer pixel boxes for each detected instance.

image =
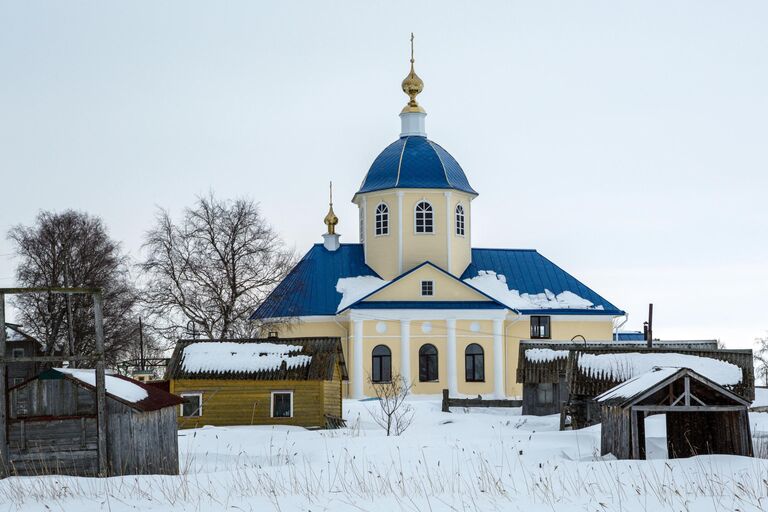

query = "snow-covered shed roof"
[596,366,751,408]
[251,244,624,320]
[17,368,185,412]
[166,337,347,381]
[4,323,37,343]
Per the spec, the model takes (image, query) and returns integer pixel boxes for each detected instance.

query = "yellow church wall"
[359,191,399,279]
[263,314,616,399]
[401,190,449,274]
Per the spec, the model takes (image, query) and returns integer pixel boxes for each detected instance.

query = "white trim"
[349,309,508,322]
[397,191,404,274]
[352,319,364,399]
[400,319,411,385]
[395,137,408,187]
[492,319,505,398]
[444,191,452,272]
[360,196,367,246]
[446,318,458,396]
[270,390,294,418]
[179,392,203,418]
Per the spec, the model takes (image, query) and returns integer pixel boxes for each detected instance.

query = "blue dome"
[356,136,477,196]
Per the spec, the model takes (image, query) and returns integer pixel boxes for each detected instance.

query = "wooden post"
[93,292,108,477]
[442,389,450,413]
[646,303,654,348]
[630,408,640,459]
[0,294,7,478]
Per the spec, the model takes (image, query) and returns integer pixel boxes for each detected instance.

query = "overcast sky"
[1,1,766,348]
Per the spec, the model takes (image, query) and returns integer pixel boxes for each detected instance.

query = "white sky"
[1,1,766,348]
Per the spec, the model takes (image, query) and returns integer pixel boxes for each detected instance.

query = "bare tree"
[755,333,768,385]
[7,210,143,365]
[140,193,294,342]
[367,373,415,436]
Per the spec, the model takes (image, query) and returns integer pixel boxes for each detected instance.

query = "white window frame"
[270,390,294,418]
[179,392,203,417]
[375,202,390,236]
[11,348,25,358]
[414,200,434,234]
[421,280,435,297]
[455,203,465,237]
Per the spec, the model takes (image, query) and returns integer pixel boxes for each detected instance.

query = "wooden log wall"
[171,379,331,428]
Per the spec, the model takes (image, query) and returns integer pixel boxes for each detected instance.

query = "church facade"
[251,45,625,399]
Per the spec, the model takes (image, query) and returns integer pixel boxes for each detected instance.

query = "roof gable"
[342,262,505,312]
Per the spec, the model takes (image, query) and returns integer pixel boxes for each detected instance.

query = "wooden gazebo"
[597,367,753,460]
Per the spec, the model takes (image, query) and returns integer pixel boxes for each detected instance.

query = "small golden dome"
[324,182,339,235]
[401,33,425,114]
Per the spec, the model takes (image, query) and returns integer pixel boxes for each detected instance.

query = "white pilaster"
[444,191,452,274]
[399,319,411,385]
[446,318,458,396]
[397,191,404,274]
[493,319,505,398]
[353,318,364,399]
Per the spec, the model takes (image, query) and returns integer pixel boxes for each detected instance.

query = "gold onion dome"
[324,182,339,235]
[401,33,425,113]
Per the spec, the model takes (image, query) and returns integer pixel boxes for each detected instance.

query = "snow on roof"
[54,368,149,403]
[578,352,742,386]
[180,342,312,375]
[525,348,570,363]
[336,276,389,312]
[596,367,679,402]
[463,271,603,311]
[4,327,25,342]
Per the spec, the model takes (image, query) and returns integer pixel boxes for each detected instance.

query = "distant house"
[166,337,348,429]
[4,323,44,387]
[598,367,753,459]
[515,339,754,428]
[7,368,184,476]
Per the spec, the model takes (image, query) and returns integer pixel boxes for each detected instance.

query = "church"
[251,41,625,399]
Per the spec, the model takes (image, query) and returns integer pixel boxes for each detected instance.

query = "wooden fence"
[441,389,522,412]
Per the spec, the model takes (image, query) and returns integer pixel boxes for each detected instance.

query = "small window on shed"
[11,348,24,358]
[530,316,551,339]
[180,393,203,417]
[271,391,293,418]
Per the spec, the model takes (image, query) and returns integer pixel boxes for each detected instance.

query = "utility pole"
[646,303,654,348]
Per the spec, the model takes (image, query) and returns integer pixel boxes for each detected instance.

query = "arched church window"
[359,210,365,243]
[375,203,389,236]
[371,345,391,383]
[415,201,433,233]
[419,343,438,381]
[455,204,465,236]
[464,343,484,382]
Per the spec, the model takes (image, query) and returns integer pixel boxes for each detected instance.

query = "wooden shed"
[516,340,754,430]
[166,337,348,429]
[597,367,753,459]
[6,368,184,476]
[566,348,754,429]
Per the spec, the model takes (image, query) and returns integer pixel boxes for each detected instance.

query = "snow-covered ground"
[3,398,768,511]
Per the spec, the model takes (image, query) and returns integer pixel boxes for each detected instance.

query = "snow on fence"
[441,389,522,412]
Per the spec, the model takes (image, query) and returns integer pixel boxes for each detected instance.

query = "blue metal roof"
[356,136,477,196]
[616,331,645,341]
[252,245,624,319]
[461,249,624,315]
[250,244,379,320]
